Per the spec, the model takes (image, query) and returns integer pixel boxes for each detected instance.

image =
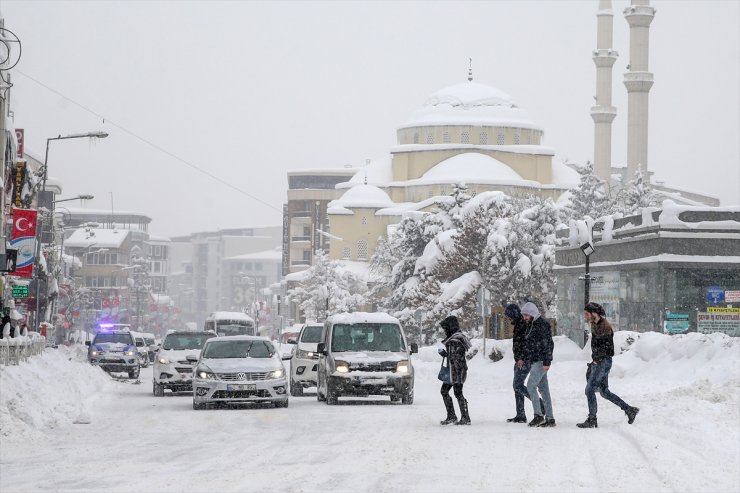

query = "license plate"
[360,377,388,385]
[227,384,256,391]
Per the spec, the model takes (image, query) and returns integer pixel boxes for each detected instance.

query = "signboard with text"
[697,311,740,336]
[15,129,24,159]
[725,291,740,303]
[10,208,38,278]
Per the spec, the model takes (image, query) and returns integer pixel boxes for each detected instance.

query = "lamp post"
[579,241,595,347]
[33,131,107,331]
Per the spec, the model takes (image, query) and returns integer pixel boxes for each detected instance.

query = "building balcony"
[290,260,311,267]
[291,235,312,243]
[291,211,313,218]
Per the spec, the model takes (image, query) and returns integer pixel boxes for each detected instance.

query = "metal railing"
[0,332,46,366]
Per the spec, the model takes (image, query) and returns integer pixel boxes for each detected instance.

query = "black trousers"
[441,382,465,400]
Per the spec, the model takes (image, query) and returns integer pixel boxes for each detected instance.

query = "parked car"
[142,332,158,362]
[288,322,324,396]
[153,330,215,396]
[192,335,290,410]
[86,326,140,379]
[316,312,417,405]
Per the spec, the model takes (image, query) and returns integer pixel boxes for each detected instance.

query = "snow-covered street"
[1,333,739,493]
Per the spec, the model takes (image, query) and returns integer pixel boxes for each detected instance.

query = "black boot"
[538,418,556,427]
[440,394,457,425]
[528,415,544,427]
[507,415,527,423]
[455,398,470,425]
[577,415,598,428]
[626,407,639,424]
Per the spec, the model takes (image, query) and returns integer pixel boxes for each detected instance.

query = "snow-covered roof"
[327,312,400,325]
[336,157,394,190]
[327,184,395,215]
[206,311,255,322]
[64,228,129,249]
[399,81,543,131]
[397,153,525,188]
[551,160,580,187]
[147,235,171,243]
[390,143,556,156]
[285,269,310,282]
[225,249,283,261]
[63,207,152,222]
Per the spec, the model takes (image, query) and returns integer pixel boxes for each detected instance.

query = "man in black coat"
[522,302,556,427]
[577,302,639,428]
[438,315,472,425]
[505,303,540,423]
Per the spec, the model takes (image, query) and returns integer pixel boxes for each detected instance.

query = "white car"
[192,335,289,410]
[131,332,150,368]
[289,323,324,396]
[153,331,215,396]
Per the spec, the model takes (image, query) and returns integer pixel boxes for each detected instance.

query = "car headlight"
[158,357,170,365]
[396,360,411,374]
[297,349,315,359]
[197,371,216,380]
[127,351,135,356]
[268,368,285,379]
[91,350,100,356]
[335,361,350,373]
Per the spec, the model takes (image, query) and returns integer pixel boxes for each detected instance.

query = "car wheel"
[326,378,339,405]
[290,379,304,397]
[153,380,164,397]
[390,395,400,402]
[275,398,289,408]
[129,367,140,379]
[193,401,206,410]
[402,389,414,405]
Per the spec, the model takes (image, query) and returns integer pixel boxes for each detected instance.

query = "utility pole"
[0,17,8,319]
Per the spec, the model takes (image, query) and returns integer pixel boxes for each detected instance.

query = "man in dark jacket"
[577,302,639,428]
[522,302,556,427]
[505,303,540,423]
[438,315,472,425]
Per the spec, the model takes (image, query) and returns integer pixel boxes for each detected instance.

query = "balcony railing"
[291,236,312,242]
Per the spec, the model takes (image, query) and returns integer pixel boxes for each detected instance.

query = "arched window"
[461,131,470,144]
[479,132,488,145]
[361,216,367,225]
[513,132,520,145]
[342,247,351,259]
[443,131,451,143]
[497,132,505,145]
[357,240,369,260]
[413,132,419,144]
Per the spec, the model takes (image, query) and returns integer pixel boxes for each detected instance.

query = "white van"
[203,311,255,337]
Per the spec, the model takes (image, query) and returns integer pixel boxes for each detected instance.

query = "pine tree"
[566,162,613,221]
[618,167,662,214]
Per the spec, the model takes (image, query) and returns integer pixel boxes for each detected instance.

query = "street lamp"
[579,241,595,347]
[53,194,95,205]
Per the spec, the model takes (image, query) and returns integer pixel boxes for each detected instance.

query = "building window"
[525,130,531,144]
[479,132,488,145]
[443,131,450,143]
[152,261,161,274]
[357,240,369,260]
[513,132,520,145]
[154,245,162,257]
[110,253,118,265]
[303,225,311,236]
[303,251,311,261]
[461,131,469,144]
[413,132,419,144]
[342,247,351,259]
[111,277,118,287]
[361,216,367,225]
[426,133,434,144]
[497,132,505,145]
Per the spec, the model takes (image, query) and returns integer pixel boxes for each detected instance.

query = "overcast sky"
[3,0,738,237]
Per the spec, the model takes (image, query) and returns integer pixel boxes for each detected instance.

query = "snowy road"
[2,334,739,493]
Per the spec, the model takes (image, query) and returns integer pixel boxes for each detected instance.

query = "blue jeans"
[526,362,554,419]
[513,362,533,417]
[586,357,630,416]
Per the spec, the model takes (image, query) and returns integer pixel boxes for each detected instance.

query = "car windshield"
[162,333,213,350]
[331,323,404,352]
[94,333,134,345]
[144,337,155,345]
[217,322,254,337]
[202,340,274,359]
[301,325,323,343]
[135,338,145,347]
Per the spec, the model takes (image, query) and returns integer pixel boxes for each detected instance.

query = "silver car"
[192,336,290,410]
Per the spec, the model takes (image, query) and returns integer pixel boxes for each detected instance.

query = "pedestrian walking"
[438,315,472,425]
[505,303,541,423]
[577,302,639,428]
[522,302,556,427]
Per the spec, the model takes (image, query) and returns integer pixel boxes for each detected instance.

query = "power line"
[14,69,282,214]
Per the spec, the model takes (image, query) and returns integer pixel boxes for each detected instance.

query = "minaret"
[591,0,618,182]
[624,0,656,181]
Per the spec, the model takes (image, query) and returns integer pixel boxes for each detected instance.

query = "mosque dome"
[399,81,542,131]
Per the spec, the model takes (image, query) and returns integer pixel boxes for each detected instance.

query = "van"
[316,312,417,405]
[203,311,255,337]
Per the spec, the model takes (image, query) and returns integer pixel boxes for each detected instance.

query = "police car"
[85,324,140,379]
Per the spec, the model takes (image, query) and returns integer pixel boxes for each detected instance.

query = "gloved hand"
[437,348,448,357]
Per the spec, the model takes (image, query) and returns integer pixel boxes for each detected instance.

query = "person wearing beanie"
[521,302,556,428]
[504,303,541,423]
[577,302,639,428]
[437,315,472,425]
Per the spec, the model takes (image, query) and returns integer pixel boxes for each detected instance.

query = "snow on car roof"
[205,335,270,342]
[206,311,255,322]
[327,312,400,325]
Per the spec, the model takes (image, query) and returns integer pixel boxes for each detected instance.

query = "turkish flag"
[10,208,38,278]
[102,298,111,309]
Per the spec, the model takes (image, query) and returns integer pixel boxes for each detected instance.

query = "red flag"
[102,298,111,309]
[10,208,38,278]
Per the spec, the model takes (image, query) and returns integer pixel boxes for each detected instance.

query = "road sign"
[11,285,28,298]
[725,290,740,303]
[706,286,725,304]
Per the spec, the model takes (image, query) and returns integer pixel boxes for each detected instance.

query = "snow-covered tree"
[617,167,662,214]
[565,162,614,221]
[287,250,367,321]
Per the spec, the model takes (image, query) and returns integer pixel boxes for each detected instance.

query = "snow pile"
[0,345,115,443]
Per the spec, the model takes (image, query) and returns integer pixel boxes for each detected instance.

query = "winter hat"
[440,315,460,334]
[504,304,521,321]
[520,302,540,320]
[584,302,605,316]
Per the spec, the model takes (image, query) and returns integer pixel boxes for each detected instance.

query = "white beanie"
[520,302,540,320]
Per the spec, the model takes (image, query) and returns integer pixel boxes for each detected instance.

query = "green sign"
[11,285,29,298]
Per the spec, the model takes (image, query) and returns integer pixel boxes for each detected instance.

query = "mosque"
[286,0,718,270]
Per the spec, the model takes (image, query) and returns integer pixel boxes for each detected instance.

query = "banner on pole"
[10,208,38,278]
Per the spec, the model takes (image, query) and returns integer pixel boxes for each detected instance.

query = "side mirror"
[316,342,326,355]
[281,353,293,361]
[186,355,198,363]
[85,341,91,346]
[410,343,419,354]
[287,339,297,345]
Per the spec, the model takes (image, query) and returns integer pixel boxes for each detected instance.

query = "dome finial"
[467,57,473,82]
